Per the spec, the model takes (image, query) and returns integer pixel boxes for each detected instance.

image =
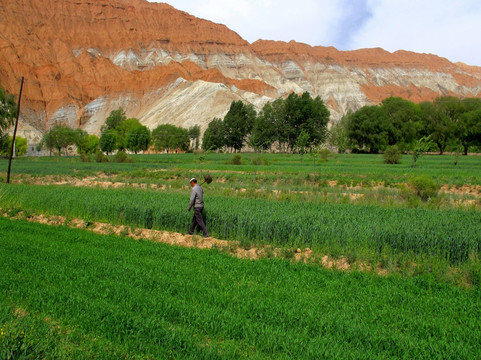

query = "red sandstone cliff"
[0,0,480,143]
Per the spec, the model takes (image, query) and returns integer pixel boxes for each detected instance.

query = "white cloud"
[349,0,481,65]
[153,0,481,66]
[167,0,347,45]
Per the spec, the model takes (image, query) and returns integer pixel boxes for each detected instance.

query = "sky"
[150,0,481,67]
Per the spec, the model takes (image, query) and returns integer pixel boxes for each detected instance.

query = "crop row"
[1,217,480,358]
[1,183,480,264]
[3,153,481,185]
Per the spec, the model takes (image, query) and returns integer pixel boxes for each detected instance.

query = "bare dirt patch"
[320,255,351,270]
[440,184,481,198]
[343,193,365,201]
[12,174,168,191]
[14,307,28,318]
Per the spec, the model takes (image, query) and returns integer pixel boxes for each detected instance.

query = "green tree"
[461,97,481,112]
[328,112,351,153]
[127,124,151,154]
[74,129,88,152]
[295,129,310,158]
[283,92,330,151]
[82,135,100,155]
[283,93,302,151]
[174,126,190,152]
[102,107,127,132]
[99,130,117,155]
[39,125,77,155]
[249,107,277,152]
[223,100,256,152]
[0,86,17,149]
[419,101,455,155]
[15,136,27,156]
[152,124,189,152]
[99,108,136,151]
[458,108,481,155]
[202,118,225,151]
[347,105,390,153]
[114,118,141,151]
[53,125,76,155]
[269,98,289,152]
[458,98,481,155]
[253,99,287,152]
[152,124,174,151]
[411,136,433,167]
[38,128,54,155]
[188,125,201,150]
[0,136,27,156]
[381,97,421,149]
[436,96,465,154]
[74,129,99,155]
[301,93,330,147]
[435,96,464,122]
[85,135,100,155]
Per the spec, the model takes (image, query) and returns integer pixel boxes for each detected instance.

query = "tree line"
[202,92,330,153]
[37,108,201,156]
[330,96,481,155]
[38,92,331,156]
[3,79,481,157]
[203,94,481,155]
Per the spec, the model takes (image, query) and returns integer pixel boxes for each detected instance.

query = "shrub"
[319,149,331,162]
[229,154,242,165]
[408,175,440,201]
[383,146,402,164]
[251,157,270,166]
[80,153,92,162]
[114,150,134,163]
[94,151,109,163]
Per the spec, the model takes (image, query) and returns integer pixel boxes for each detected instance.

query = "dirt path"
[13,174,168,190]
[1,208,363,273]
[10,173,481,200]
[3,208,476,288]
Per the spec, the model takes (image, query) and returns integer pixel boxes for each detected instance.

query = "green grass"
[1,153,479,357]
[2,153,481,186]
[2,153,480,211]
[1,217,480,359]
[1,183,480,267]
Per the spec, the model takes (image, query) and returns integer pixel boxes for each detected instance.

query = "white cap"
[190,178,197,183]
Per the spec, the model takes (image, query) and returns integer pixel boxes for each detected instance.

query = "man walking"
[187,177,208,237]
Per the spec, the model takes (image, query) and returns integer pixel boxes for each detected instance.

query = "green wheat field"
[1,153,480,359]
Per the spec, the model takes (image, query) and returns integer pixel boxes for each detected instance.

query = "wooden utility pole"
[6,76,24,184]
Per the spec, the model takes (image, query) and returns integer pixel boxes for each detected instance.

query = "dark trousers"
[189,206,208,236]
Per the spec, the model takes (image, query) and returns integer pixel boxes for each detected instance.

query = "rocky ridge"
[0,0,480,145]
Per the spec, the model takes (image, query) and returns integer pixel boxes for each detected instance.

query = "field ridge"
[0,208,472,287]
